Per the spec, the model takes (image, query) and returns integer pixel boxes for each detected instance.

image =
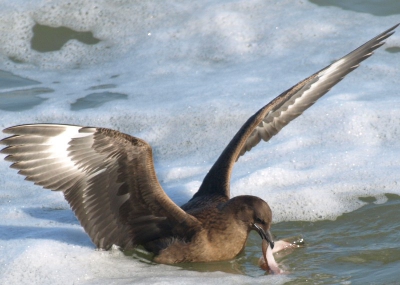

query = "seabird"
[1,24,398,268]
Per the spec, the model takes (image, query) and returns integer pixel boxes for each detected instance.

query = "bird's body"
[151,195,269,263]
[1,24,398,269]
[152,196,240,263]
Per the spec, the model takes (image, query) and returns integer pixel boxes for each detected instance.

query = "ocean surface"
[0,0,399,284]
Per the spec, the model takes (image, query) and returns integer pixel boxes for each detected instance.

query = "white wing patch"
[264,57,349,131]
[2,124,96,191]
[45,125,93,170]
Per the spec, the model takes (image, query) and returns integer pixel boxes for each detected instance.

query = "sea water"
[0,0,399,284]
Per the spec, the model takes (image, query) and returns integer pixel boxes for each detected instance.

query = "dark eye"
[255,217,265,224]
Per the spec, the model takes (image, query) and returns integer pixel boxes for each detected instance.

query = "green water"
[309,0,400,16]
[31,23,100,53]
[273,194,400,283]
[70,91,127,111]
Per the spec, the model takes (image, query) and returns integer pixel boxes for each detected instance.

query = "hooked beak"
[253,223,274,249]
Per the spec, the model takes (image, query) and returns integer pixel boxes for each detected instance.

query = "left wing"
[1,124,201,249]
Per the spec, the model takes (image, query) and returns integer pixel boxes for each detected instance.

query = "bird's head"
[229,195,274,249]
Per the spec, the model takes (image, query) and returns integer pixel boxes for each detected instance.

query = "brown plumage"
[1,24,398,264]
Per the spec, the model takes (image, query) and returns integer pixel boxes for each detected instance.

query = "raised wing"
[1,124,200,249]
[192,24,399,200]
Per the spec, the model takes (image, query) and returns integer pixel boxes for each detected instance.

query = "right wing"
[192,24,399,200]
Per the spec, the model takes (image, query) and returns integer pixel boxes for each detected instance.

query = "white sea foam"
[0,0,399,284]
